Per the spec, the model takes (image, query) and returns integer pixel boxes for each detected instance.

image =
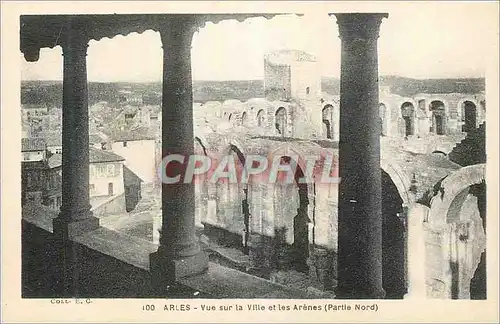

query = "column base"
[149,249,209,291]
[53,215,100,238]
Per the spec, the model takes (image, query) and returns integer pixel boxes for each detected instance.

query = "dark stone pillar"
[150,15,208,292]
[332,13,388,299]
[53,22,99,238]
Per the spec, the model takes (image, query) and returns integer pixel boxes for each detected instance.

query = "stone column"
[53,22,99,238]
[332,13,388,299]
[150,15,208,291]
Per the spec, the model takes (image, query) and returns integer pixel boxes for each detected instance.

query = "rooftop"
[105,125,156,142]
[47,149,125,168]
[47,153,62,169]
[90,148,125,163]
[21,137,46,152]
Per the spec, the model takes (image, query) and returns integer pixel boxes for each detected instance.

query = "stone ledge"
[22,210,321,299]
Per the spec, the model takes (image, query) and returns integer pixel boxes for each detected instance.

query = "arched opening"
[211,144,250,254]
[446,180,486,299]
[430,101,446,135]
[275,107,287,137]
[382,169,406,299]
[241,111,248,127]
[273,156,309,273]
[256,109,265,127]
[322,105,334,139]
[462,101,477,133]
[401,102,415,137]
[228,144,250,254]
[379,103,388,136]
[306,87,310,95]
[469,181,486,299]
[432,150,447,157]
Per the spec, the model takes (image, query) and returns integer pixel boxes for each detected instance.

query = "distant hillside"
[21,76,485,106]
[321,76,485,97]
[380,76,485,97]
[21,80,265,106]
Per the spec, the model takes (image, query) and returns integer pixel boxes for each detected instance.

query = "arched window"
[401,102,415,137]
[241,112,248,126]
[256,109,265,127]
[275,107,287,137]
[462,101,477,133]
[429,101,446,135]
[322,105,334,139]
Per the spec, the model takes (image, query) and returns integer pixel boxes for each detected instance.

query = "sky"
[20,4,495,82]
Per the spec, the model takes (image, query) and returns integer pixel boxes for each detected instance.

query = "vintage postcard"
[1,1,499,323]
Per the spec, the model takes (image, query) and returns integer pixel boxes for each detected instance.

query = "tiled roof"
[90,147,125,163]
[47,149,125,167]
[47,153,62,169]
[21,137,46,152]
[89,132,108,145]
[105,125,156,142]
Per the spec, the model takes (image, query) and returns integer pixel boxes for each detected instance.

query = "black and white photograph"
[1,1,499,323]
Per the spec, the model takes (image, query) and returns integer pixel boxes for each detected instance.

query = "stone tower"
[264,50,323,139]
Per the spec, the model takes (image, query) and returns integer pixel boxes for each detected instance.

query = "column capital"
[157,14,199,47]
[331,13,388,41]
[60,26,89,57]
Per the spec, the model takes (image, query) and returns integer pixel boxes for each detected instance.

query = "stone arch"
[256,109,265,127]
[194,136,209,156]
[241,111,249,127]
[381,168,407,298]
[432,150,448,157]
[322,104,334,139]
[268,143,313,273]
[213,141,250,253]
[428,164,486,228]
[401,102,416,137]
[428,164,486,299]
[379,102,390,136]
[460,100,478,133]
[380,159,414,207]
[275,107,287,137]
[429,100,447,135]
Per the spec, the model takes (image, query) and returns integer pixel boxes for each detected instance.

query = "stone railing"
[22,204,318,299]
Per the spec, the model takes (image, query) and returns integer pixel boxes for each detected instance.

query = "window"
[55,148,62,154]
[123,141,128,147]
[107,164,116,176]
[306,87,310,95]
[108,183,114,196]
